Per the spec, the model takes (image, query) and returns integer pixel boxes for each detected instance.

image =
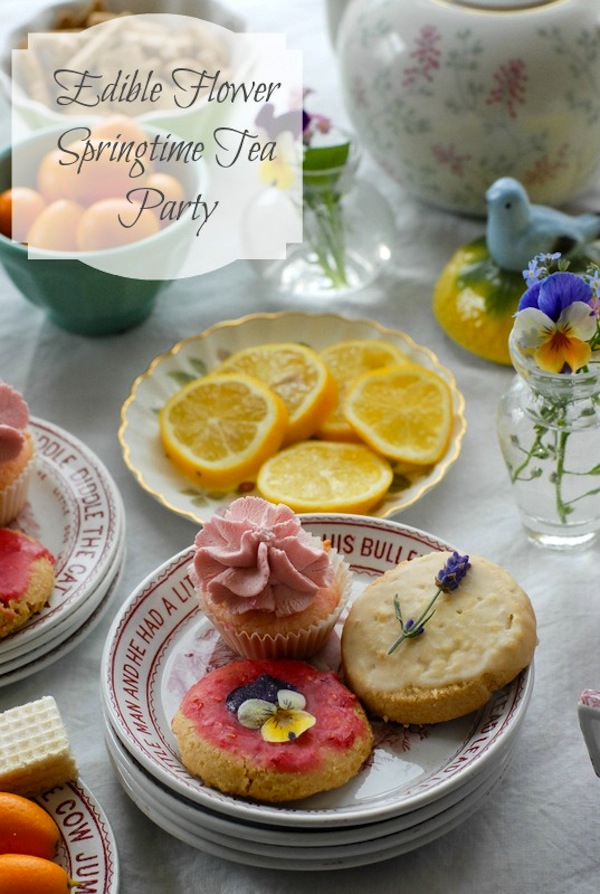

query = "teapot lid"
[444,0,563,9]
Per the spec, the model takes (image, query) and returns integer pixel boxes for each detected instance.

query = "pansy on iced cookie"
[226,673,316,743]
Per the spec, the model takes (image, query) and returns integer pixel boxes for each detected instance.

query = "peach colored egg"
[143,173,186,227]
[26,199,86,251]
[76,198,160,251]
[37,149,80,203]
[90,114,151,147]
[68,137,144,206]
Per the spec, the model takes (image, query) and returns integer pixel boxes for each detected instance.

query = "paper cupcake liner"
[0,453,35,526]
[205,551,353,661]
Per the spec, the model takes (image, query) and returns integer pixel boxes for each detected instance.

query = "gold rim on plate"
[118,311,467,524]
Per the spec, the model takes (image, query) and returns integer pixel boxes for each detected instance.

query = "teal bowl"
[0,130,194,337]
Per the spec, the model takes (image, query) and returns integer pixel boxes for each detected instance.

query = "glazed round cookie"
[0,529,55,638]
[171,658,373,802]
[341,551,537,725]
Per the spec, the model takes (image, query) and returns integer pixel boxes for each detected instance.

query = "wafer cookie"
[0,696,78,796]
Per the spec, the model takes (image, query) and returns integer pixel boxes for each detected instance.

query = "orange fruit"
[26,200,86,251]
[76,198,160,251]
[343,364,453,465]
[214,343,337,445]
[0,188,46,241]
[317,339,411,441]
[159,372,288,489]
[0,189,11,238]
[257,440,393,513]
[0,793,59,859]
[0,853,73,893]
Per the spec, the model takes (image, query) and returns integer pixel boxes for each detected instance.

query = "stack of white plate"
[0,418,125,686]
[100,515,534,871]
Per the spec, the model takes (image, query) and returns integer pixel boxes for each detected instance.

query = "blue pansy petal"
[537,272,592,319]
[517,280,543,312]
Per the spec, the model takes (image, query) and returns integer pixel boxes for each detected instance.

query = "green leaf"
[303,142,350,172]
[188,357,208,376]
[169,371,198,386]
[303,142,351,192]
[456,238,523,316]
[389,472,411,492]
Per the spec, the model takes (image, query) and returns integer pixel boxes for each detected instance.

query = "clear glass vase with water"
[497,331,600,549]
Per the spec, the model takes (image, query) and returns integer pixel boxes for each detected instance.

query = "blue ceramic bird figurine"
[485,177,600,272]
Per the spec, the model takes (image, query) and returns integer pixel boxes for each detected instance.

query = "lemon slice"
[214,343,337,445]
[343,364,453,465]
[317,339,411,441]
[159,373,288,489]
[257,440,393,514]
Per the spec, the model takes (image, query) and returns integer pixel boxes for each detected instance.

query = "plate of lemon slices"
[119,311,466,524]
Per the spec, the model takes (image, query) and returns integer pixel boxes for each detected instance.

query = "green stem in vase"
[303,139,352,290]
[510,423,548,482]
[304,189,349,287]
[553,429,571,524]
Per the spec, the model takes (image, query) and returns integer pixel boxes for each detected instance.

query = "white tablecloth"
[0,2,598,892]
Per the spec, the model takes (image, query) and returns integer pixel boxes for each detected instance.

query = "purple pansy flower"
[514,268,597,373]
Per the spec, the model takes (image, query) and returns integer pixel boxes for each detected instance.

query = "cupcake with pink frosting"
[190,496,351,659]
[0,382,35,526]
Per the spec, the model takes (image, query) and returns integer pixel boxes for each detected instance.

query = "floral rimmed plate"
[101,515,533,829]
[0,552,124,686]
[104,705,514,846]
[118,312,466,524]
[106,718,511,870]
[33,778,119,893]
[0,418,125,654]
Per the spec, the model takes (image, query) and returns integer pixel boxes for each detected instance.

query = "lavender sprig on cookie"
[387,552,471,654]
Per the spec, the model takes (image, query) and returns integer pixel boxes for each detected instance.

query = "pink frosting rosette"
[0,382,29,463]
[190,496,351,659]
[0,382,35,525]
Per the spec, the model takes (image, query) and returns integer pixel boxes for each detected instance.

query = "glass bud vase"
[252,134,395,298]
[497,330,600,550]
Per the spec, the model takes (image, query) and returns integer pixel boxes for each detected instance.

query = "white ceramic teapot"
[331,0,600,215]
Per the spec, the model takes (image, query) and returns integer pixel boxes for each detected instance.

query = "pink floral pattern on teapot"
[335,0,600,214]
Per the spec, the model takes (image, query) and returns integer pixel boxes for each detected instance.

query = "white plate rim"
[32,777,119,893]
[0,554,124,687]
[118,311,467,525]
[107,736,508,871]
[1,417,124,653]
[0,527,125,664]
[103,710,518,847]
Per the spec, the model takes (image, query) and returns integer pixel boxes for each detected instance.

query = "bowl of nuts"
[2,0,247,138]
